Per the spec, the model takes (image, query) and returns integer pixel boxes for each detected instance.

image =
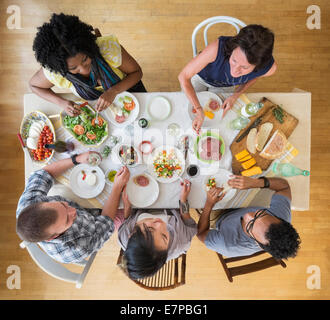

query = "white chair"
[192,16,247,57]
[20,241,97,288]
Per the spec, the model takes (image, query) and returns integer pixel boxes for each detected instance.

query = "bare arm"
[197,187,224,243]
[29,68,81,116]
[43,151,95,178]
[228,175,291,200]
[95,45,143,111]
[178,40,219,134]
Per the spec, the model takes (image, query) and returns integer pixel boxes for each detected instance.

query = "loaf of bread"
[246,127,257,154]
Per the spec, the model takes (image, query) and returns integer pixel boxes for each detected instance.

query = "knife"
[183,135,189,160]
[235,116,263,143]
[17,133,33,161]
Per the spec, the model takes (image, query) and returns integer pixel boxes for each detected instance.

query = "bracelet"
[179,200,190,214]
[71,154,80,166]
[258,176,270,188]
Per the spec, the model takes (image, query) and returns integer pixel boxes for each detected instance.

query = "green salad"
[63,106,108,145]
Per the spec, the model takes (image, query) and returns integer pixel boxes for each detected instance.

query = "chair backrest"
[117,249,186,291]
[192,16,246,57]
[217,250,287,282]
[20,241,97,288]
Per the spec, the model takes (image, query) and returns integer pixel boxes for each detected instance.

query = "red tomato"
[91,117,104,126]
[86,132,97,140]
[123,100,135,111]
[73,125,85,135]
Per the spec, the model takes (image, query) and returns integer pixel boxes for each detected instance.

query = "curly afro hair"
[32,13,100,76]
[263,220,301,260]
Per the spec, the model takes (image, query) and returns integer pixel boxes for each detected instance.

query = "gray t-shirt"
[204,194,291,257]
[118,209,197,261]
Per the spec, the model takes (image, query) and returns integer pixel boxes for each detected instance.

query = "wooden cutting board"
[230,97,299,175]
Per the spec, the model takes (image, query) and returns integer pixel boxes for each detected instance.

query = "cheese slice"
[234,149,249,161]
[241,166,262,177]
[204,110,214,119]
[241,157,256,170]
[238,154,252,162]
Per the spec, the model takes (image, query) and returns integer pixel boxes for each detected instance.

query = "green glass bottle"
[272,162,310,177]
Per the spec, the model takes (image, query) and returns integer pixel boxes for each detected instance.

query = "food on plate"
[206,178,216,191]
[85,171,97,186]
[204,110,215,119]
[133,174,150,187]
[241,157,256,170]
[199,137,223,161]
[206,99,221,112]
[109,95,135,123]
[234,149,249,161]
[31,125,54,161]
[63,106,107,145]
[26,137,38,150]
[107,170,117,183]
[246,127,257,154]
[119,145,138,166]
[28,121,44,138]
[259,130,287,160]
[81,170,87,181]
[241,166,262,177]
[91,117,104,127]
[255,122,273,152]
[153,149,182,179]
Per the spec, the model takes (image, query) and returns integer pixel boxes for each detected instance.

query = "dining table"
[22,89,311,211]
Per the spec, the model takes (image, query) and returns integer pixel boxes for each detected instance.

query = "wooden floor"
[1,0,329,299]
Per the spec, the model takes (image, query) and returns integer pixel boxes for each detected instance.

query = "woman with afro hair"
[30,13,146,116]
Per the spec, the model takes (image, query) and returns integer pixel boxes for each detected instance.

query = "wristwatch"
[71,154,80,166]
[258,176,270,188]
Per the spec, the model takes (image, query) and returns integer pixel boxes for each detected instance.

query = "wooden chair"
[116,249,186,290]
[217,251,287,282]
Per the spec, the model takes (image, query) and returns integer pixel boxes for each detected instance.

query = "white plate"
[19,110,56,164]
[187,91,223,127]
[69,164,105,199]
[104,91,139,128]
[126,173,159,207]
[147,145,185,183]
[203,169,237,209]
[147,96,171,120]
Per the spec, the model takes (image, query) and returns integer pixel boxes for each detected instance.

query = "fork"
[95,110,99,125]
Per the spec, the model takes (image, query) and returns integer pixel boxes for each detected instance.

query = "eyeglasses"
[245,209,269,249]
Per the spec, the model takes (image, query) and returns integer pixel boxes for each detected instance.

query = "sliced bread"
[246,127,257,154]
[255,122,273,152]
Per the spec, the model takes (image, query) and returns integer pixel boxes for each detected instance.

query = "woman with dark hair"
[118,180,197,280]
[29,13,146,116]
[178,24,277,134]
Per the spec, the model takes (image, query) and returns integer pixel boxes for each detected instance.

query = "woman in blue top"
[178,24,277,134]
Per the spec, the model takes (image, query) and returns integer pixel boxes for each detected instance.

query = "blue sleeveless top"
[198,36,275,87]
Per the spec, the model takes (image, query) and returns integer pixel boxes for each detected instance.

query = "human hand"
[227,175,259,190]
[206,187,225,207]
[113,166,130,190]
[63,101,81,117]
[192,108,205,135]
[180,179,191,202]
[95,88,118,111]
[221,95,237,118]
[76,151,101,164]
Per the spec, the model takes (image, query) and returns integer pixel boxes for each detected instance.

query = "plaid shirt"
[16,170,114,264]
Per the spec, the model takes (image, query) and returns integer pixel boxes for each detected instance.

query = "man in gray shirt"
[197,175,301,260]
[118,179,197,279]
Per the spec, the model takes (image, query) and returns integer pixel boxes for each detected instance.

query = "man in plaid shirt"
[16,151,129,264]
